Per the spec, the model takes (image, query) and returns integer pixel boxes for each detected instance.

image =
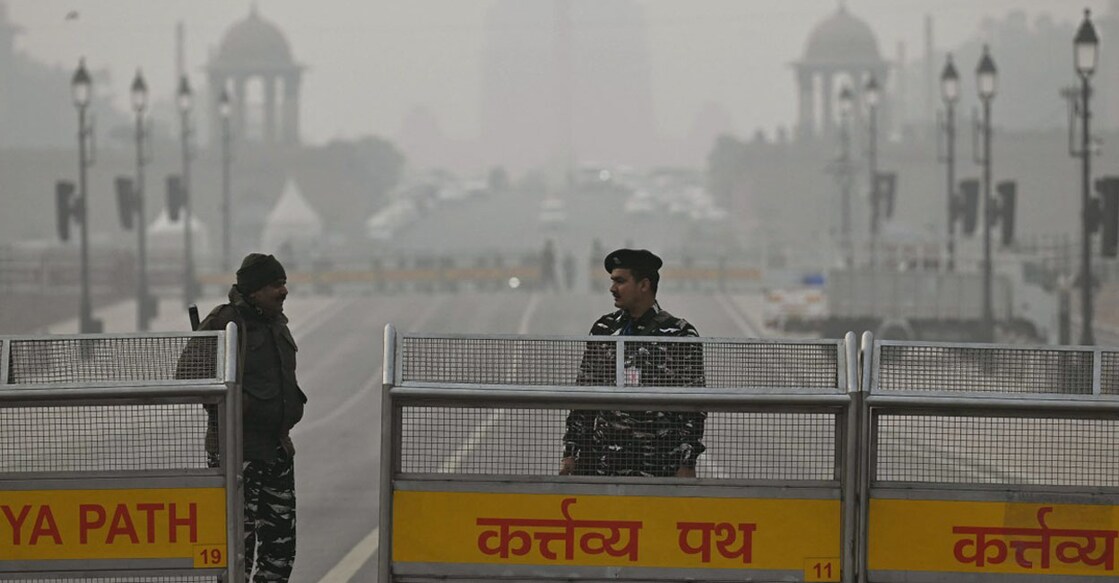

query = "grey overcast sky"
[6,0,1108,144]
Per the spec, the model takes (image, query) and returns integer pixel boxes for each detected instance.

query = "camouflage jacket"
[563,304,706,477]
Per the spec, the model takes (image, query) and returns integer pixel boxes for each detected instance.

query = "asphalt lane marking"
[309,295,452,583]
[314,527,380,583]
[517,293,541,335]
[700,293,769,479]
[441,293,536,472]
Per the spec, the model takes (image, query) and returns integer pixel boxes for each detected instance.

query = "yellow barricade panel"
[0,488,227,565]
[394,491,840,571]
[869,499,1119,577]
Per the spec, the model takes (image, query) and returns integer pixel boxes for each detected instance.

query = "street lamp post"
[177,75,197,307]
[940,55,961,271]
[865,75,881,269]
[219,87,233,272]
[838,85,854,267]
[976,45,998,341]
[1073,9,1099,345]
[130,70,152,331]
[71,58,100,333]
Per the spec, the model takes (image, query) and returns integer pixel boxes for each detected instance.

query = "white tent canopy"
[260,178,324,255]
[148,208,210,257]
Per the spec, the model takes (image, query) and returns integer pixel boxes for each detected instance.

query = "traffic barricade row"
[0,324,242,582]
[379,327,1119,583]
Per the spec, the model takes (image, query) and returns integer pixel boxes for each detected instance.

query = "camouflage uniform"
[564,304,706,477]
[198,285,305,582]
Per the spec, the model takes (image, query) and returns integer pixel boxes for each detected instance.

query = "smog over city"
[2,1,1118,581]
[2,1,1113,275]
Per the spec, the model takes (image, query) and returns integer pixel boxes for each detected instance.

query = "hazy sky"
[6,0,1108,144]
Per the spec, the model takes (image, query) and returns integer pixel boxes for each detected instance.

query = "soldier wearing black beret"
[561,248,706,478]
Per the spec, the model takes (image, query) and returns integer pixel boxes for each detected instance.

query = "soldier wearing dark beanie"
[194,251,304,581]
[236,253,287,296]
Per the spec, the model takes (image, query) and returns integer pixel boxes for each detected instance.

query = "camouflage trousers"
[244,451,296,582]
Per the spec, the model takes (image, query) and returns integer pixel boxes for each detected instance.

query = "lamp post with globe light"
[130,70,153,330]
[940,55,960,271]
[71,58,101,333]
[838,85,854,267]
[975,45,997,340]
[219,86,233,272]
[1072,9,1100,345]
[865,75,880,268]
[177,75,197,306]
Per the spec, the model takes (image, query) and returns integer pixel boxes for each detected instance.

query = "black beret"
[236,253,286,295]
[604,248,662,273]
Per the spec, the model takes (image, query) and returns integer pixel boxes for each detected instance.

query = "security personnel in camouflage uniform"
[198,253,306,582]
[561,248,706,478]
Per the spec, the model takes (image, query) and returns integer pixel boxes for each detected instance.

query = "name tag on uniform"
[624,366,641,386]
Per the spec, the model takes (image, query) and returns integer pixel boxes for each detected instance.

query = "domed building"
[793,4,889,141]
[206,5,303,147]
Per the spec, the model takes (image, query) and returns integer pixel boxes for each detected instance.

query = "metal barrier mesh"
[1101,350,1119,395]
[0,403,214,473]
[6,336,219,385]
[401,337,841,390]
[402,338,585,386]
[704,342,838,389]
[875,344,1093,394]
[875,414,1119,487]
[400,406,837,481]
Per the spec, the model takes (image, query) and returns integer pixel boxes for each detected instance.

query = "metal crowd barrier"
[379,325,861,582]
[860,338,1119,582]
[0,325,243,582]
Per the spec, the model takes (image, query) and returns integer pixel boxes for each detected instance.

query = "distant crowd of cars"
[366,176,491,241]
[369,164,732,240]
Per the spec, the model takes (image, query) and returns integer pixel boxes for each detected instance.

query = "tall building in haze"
[480,0,656,172]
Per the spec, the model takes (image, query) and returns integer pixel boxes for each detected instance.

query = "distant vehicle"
[808,268,1053,342]
[623,191,657,215]
[538,197,567,225]
[365,199,418,241]
[576,164,630,194]
[764,287,826,331]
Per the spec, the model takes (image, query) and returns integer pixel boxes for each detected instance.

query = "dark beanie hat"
[236,253,286,295]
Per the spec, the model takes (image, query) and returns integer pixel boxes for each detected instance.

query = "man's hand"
[559,456,577,475]
[675,466,696,478]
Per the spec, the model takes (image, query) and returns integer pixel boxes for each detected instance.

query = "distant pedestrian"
[562,252,576,291]
[588,238,605,291]
[561,248,706,477]
[540,239,558,290]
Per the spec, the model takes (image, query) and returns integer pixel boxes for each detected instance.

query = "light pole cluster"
[57,58,237,332]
